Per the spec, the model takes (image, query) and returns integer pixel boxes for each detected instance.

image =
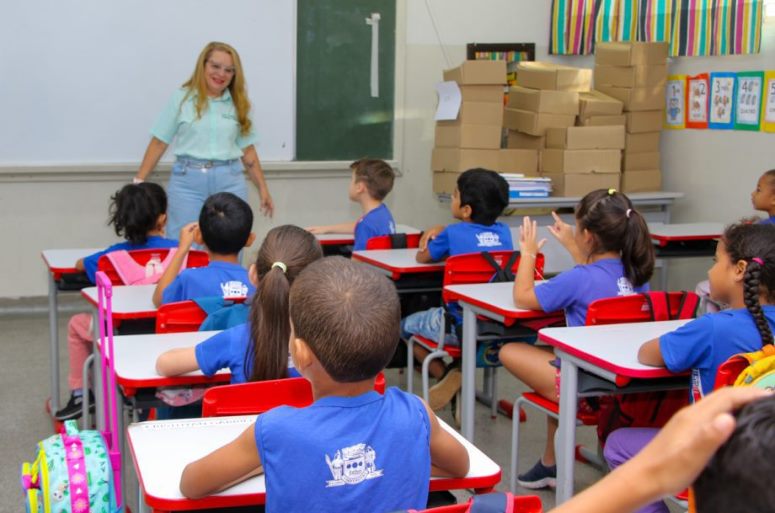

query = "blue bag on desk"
[21,420,120,513]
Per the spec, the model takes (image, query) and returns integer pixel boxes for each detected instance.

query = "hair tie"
[752,257,764,266]
[608,188,617,196]
[271,261,287,273]
[625,208,632,219]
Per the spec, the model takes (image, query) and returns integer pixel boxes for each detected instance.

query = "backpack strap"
[481,251,519,283]
[643,291,670,321]
[673,291,700,320]
[468,492,515,513]
[388,233,408,249]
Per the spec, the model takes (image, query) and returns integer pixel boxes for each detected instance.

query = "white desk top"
[80,284,157,318]
[314,224,421,243]
[128,414,500,506]
[540,319,690,379]
[352,248,445,275]
[444,282,551,320]
[41,248,101,272]
[648,222,724,241]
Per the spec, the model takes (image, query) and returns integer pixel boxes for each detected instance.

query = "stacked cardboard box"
[576,90,625,127]
[594,42,668,193]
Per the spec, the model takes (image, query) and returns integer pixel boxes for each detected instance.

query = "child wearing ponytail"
[499,188,656,489]
[156,225,323,383]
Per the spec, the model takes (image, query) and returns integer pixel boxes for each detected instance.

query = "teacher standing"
[133,41,274,240]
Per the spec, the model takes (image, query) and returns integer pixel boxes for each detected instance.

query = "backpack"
[194,296,250,332]
[717,343,775,390]
[388,492,532,513]
[21,420,120,513]
[104,249,181,285]
[595,291,699,444]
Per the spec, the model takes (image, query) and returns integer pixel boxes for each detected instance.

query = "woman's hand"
[260,192,274,218]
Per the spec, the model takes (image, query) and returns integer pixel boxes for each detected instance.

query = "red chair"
[97,248,209,285]
[412,494,542,513]
[406,251,546,416]
[201,373,387,417]
[155,297,248,333]
[365,233,422,250]
[510,291,699,491]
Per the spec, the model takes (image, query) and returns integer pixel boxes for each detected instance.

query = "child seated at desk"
[55,182,178,421]
[401,168,512,411]
[306,159,396,250]
[179,257,470,512]
[500,188,655,489]
[153,192,255,307]
[603,221,775,513]
[155,225,323,382]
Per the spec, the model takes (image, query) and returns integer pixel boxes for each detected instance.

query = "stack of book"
[500,174,552,198]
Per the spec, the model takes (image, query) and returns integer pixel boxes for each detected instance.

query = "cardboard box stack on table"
[432,60,539,194]
[594,42,668,193]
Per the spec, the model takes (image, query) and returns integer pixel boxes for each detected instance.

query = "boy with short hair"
[403,168,513,410]
[152,192,256,307]
[179,256,470,512]
[307,159,396,250]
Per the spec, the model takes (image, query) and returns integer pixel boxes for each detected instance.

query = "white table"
[648,222,724,290]
[352,248,445,280]
[127,415,501,511]
[540,319,691,504]
[315,224,421,245]
[41,248,100,414]
[444,281,562,441]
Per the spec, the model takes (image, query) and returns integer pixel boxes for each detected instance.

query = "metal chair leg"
[81,354,95,429]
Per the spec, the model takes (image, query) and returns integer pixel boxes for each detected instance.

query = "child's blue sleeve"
[82,249,107,284]
[533,266,584,312]
[194,330,235,377]
[353,221,370,251]
[659,315,714,373]
[427,227,451,261]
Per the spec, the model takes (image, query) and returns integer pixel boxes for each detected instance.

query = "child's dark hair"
[108,183,167,245]
[721,222,775,346]
[351,159,395,201]
[289,257,400,382]
[244,225,323,382]
[575,189,655,287]
[693,394,775,513]
[198,192,253,255]
[762,169,775,185]
[457,168,509,225]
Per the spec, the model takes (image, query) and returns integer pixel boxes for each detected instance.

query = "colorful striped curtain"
[550,0,763,56]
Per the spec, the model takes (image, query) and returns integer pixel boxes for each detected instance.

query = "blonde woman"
[134,42,274,240]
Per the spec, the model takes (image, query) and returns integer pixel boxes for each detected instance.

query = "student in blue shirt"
[307,159,396,250]
[156,225,323,383]
[132,42,274,240]
[401,168,512,410]
[153,192,255,307]
[751,169,775,224]
[55,183,178,420]
[178,257,470,512]
[500,189,655,489]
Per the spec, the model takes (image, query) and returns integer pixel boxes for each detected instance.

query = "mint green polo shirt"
[151,88,258,161]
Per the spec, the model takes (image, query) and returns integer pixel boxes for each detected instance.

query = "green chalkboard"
[296,0,396,161]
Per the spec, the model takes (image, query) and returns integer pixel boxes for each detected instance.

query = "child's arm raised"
[637,338,665,367]
[180,424,263,499]
[153,222,198,307]
[514,216,545,310]
[156,347,199,376]
[547,212,585,264]
[306,222,357,235]
[421,401,469,478]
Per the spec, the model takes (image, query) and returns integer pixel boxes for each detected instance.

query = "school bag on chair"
[716,343,775,391]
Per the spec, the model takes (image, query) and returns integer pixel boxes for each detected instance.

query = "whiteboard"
[0,0,295,164]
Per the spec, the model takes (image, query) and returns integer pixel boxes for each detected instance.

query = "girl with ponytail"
[156,225,323,383]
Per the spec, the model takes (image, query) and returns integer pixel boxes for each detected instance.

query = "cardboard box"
[625,132,661,153]
[443,60,507,85]
[436,101,503,126]
[432,171,461,194]
[543,172,621,197]
[507,130,546,149]
[546,126,625,150]
[541,149,621,174]
[434,124,502,149]
[503,108,576,136]
[577,114,627,127]
[621,169,662,193]
[508,86,579,115]
[578,90,624,117]
[498,149,539,175]
[431,148,501,173]
[516,62,592,92]
[622,151,660,171]
[460,85,505,103]
[595,42,669,66]
[594,64,668,88]
[625,110,664,133]
[596,84,663,112]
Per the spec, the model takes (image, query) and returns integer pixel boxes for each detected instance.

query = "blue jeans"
[166,157,248,241]
[401,307,460,347]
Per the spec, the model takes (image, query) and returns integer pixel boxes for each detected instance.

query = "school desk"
[540,319,691,504]
[352,248,445,293]
[649,222,724,290]
[314,223,421,245]
[127,414,501,512]
[443,281,561,442]
[41,248,100,414]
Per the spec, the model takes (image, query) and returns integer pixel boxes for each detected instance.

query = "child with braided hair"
[603,221,775,513]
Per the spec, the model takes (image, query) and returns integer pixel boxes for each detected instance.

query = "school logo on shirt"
[324,443,383,487]
[221,280,248,297]
[616,277,635,296]
[475,232,502,248]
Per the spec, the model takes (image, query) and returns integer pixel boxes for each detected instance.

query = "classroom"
[3,1,775,512]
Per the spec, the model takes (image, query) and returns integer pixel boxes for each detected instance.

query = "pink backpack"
[105,249,181,285]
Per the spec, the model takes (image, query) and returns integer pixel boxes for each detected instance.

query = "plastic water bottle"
[145,253,162,278]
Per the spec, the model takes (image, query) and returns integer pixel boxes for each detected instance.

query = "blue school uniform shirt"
[428,221,513,261]
[353,204,396,251]
[82,236,178,284]
[195,323,299,384]
[760,215,775,225]
[534,258,649,327]
[254,387,431,513]
[659,306,775,397]
[161,261,254,304]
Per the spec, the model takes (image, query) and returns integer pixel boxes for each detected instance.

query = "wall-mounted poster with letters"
[734,71,763,131]
[665,75,686,129]
[686,73,709,129]
[708,72,736,130]
[760,71,775,133]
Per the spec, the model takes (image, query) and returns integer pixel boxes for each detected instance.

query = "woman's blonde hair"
[182,42,252,137]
